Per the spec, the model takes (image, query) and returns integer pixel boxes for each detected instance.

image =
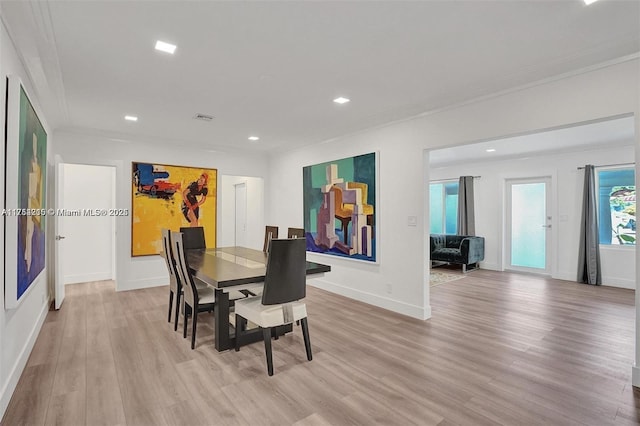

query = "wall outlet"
[407,216,417,227]
[386,282,392,294]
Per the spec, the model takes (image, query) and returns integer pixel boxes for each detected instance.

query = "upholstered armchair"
[345,182,373,226]
[430,234,485,272]
[331,186,354,244]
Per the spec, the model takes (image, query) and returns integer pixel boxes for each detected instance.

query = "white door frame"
[54,156,65,309]
[234,182,247,247]
[55,162,118,301]
[505,176,553,275]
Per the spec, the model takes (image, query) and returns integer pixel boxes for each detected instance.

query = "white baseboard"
[633,364,640,388]
[0,298,49,420]
[553,271,634,289]
[554,272,577,282]
[117,276,167,292]
[308,278,430,320]
[64,271,112,285]
[479,262,500,271]
[601,277,635,290]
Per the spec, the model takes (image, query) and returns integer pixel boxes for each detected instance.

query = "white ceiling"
[429,115,636,167]
[1,1,639,154]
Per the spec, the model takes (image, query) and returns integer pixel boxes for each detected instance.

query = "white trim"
[601,278,636,290]
[64,271,113,285]
[554,272,577,282]
[632,364,640,388]
[118,276,167,292]
[479,262,500,271]
[0,298,48,419]
[308,277,430,320]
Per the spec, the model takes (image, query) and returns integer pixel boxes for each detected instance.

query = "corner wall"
[0,19,52,419]
[267,58,639,320]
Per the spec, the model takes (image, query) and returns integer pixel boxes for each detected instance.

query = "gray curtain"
[577,165,601,285]
[457,176,475,236]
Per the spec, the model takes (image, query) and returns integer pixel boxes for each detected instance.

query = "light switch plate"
[408,216,417,227]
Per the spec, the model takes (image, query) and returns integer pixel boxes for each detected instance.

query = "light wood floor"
[2,270,640,426]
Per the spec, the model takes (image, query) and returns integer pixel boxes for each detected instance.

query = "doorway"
[234,182,247,247]
[60,163,116,285]
[505,177,552,274]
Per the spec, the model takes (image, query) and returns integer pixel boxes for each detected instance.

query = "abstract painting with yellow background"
[131,162,217,256]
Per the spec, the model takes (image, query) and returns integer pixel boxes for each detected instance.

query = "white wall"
[52,131,270,292]
[430,143,636,289]
[219,175,265,250]
[267,58,640,321]
[61,163,115,284]
[0,20,52,419]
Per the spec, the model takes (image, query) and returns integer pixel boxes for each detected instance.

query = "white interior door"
[235,182,247,247]
[54,157,65,309]
[506,177,552,274]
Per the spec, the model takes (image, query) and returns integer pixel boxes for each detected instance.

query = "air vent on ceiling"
[193,113,214,121]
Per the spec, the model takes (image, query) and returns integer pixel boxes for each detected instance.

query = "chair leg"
[263,327,274,376]
[168,290,174,322]
[235,314,243,352]
[183,305,189,339]
[174,291,181,331]
[191,310,198,350]
[301,318,312,361]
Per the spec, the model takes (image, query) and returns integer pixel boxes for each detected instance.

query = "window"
[597,167,635,245]
[430,181,458,234]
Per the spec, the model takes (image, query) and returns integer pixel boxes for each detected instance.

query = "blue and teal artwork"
[303,152,376,262]
[17,86,47,298]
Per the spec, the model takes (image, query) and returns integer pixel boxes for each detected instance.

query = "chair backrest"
[171,231,197,306]
[331,186,353,217]
[161,229,180,292]
[287,227,305,239]
[262,238,307,305]
[180,226,206,250]
[263,226,279,252]
[347,182,368,203]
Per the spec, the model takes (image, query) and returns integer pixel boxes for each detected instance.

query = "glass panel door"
[506,178,551,273]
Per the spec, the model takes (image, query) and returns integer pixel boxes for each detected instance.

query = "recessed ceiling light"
[486,148,496,152]
[155,40,177,54]
[124,115,138,122]
[248,136,260,141]
[333,97,350,104]
[584,0,599,5]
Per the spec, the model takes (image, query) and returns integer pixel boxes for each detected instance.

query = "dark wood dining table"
[186,246,331,351]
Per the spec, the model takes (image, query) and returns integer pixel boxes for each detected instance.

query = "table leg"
[214,289,231,351]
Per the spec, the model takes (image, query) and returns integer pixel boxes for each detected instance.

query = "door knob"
[55,235,66,240]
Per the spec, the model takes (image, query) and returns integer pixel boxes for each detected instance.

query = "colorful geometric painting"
[131,162,217,256]
[303,152,377,262]
[17,86,47,298]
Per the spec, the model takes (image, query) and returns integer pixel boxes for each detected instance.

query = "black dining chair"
[180,226,206,249]
[263,226,279,252]
[161,229,207,331]
[287,227,305,239]
[160,229,180,325]
[171,231,246,349]
[234,238,312,376]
